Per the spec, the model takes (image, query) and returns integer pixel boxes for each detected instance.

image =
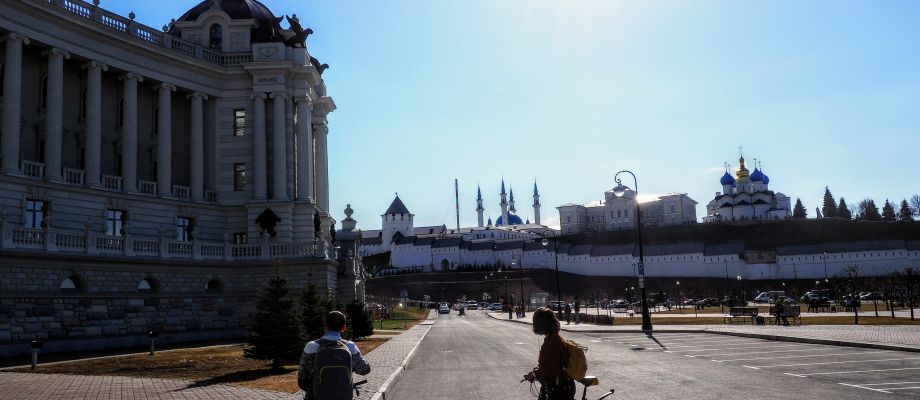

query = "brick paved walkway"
[487,312,920,351]
[0,311,437,400]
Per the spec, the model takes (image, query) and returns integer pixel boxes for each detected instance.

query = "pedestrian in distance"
[573,298,581,325]
[564,303,572,325]
[777,298,789,326]
[524,308,577,400]
[298,311,371,400]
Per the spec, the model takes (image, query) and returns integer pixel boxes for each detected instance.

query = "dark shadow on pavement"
[176,366,296,391]
[644,333,666,349]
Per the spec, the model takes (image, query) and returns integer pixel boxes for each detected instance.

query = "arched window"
[205,278,223,293]
[209,24,223,50]
[138,277,159,293]
[60,274,85,293]
[40,75,48,109]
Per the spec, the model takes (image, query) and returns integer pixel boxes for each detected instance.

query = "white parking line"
[863,382,920,387]
[697,347,845,358]
[668,344,805,353]
[655,341,778,350]
[714,351,892,363]
[838,383,891,394]
[749,357,920,369]
[795,367,920,377]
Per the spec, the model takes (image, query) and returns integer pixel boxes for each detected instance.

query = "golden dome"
[736,156,750,179]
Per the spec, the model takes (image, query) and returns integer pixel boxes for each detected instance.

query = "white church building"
[703,155,792,222]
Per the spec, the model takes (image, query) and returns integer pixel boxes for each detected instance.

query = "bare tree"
[895,267,918,321]
[911,195,920,218]
[833,265,863,324]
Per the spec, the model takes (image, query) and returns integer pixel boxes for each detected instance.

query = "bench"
[767,305,802,326]
[724,307,759,324]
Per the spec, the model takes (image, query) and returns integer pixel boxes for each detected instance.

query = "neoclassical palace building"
[0,0,358,355]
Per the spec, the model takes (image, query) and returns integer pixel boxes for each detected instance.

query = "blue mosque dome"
[720,172,736,186]
[750,168,764,182]
[496,213,524,226]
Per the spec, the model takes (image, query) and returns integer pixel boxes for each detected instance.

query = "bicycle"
[520,375,615,400]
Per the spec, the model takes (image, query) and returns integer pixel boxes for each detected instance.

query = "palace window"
[209,24,223,50]
[234,163,246,191]
[234,109,246,136]
[105,209,125,236]
[176,217,193,242]
[25,199,46,229]
[39,75,48,110]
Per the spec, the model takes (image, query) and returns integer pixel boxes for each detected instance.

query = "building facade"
[558,182,697,236]
[0,0,350,356]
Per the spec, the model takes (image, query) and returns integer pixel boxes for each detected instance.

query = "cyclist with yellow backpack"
[523,307,588,400]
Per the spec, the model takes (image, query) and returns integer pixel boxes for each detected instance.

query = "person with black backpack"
[298,311,371,400]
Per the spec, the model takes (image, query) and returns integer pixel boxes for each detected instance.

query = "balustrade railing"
[41,0,255,66]
[102,174,122,191]
[139,180,158,196]
[205,191,218,203]
[21,160,44,179]
[63,168,85,186]
[172,185,191,200]
[2,223,325,261]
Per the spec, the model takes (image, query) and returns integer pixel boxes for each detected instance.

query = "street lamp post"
[737,275,745,306]
[676,281,682,314]
[513,255,526,318]
[502,268,511,319]
[613,170,652,332]
[722,258,729,313]
[541,230,563,319]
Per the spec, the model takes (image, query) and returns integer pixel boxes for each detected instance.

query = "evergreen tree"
[822,187,837,218]
[901,199,916,222]
[882,199,897,222]
[245,269,303,369]
[838,198,852,220]
[300,283,326,341]
[792,198,807,219]
[860,199,882,221]
[345,299,375,340]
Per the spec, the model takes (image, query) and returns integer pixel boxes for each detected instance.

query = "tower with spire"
[533,181,541,225]
[476,185,485,227]
[499,179,509,226]
[509,187,516,213]
[381,194,414,251]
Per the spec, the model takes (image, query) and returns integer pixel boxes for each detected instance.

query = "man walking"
[573,297,581,324]
[564,302,572,325]
[298,311,372,400]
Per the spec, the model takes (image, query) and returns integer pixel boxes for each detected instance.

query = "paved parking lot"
[584,332,920,396]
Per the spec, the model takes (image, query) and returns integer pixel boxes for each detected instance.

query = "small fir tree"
[882,199,897,222]
[838,198,852,220]
[822,187,837,218]
[245,268,303,369]
[792,198,807,219]
[346,299,375,340]
[300,283,326,341]
[898,199,914,222]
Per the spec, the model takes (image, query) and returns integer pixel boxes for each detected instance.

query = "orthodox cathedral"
[703,154,792,222]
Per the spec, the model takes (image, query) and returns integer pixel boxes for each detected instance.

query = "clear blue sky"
[117,1,920,229]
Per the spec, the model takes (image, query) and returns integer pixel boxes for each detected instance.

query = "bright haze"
[118,1,920,229]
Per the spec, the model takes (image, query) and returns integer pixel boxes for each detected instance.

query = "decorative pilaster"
[188,92,207,201]
[157,83,176,197]
[82,61,107,188]
[269,92,289,201]
[294,97,314,202]
[1,33,29,174]
[251,93,268,200]
[43,48,70,181]
[120,73,143,192]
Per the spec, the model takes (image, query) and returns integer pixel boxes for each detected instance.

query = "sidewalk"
[486,312,920,353]
[355,310,436,400]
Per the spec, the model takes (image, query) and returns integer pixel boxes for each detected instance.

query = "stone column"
[269,93,289,200]
[1,33,29,174]
[157,83,176,197]
[120,73,143,192]
[43,48,70,181]
[188,92,207,201]
[314,121,330,211]
[251,93,268,200]
[294,97,314,202]
[82,62,107,187]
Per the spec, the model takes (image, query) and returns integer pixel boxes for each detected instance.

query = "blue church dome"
[750,168,764,182]
[720,172,736,186]
[762,173,770,185]
[496,213,524,226]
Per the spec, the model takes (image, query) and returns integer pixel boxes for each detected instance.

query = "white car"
[489,303,503,311]
[438,304,450,314]
[466,301,479,310]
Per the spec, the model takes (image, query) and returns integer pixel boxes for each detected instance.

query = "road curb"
[486,312,920,353]
[369,319,435,400]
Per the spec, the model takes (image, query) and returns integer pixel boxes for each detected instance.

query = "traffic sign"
[637,262,645,275]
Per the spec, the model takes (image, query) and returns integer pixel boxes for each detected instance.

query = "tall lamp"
[612,170,652,332]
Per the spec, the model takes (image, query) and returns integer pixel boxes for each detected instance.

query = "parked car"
[859,292,884,301]
[438,304,450,314]
[801,290,831,302]
[754,291,787,304]
[489,303,504,311]
[479,302,490,309]
[466,301,479,310]
[547,301,565,311]
[609,300,630,309]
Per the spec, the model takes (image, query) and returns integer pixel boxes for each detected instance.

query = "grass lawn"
[373,307,430,331]
[13,339,388,393]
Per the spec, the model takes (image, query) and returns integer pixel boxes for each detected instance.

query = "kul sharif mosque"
[703,153,792,222]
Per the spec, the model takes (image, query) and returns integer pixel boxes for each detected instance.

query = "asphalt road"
[386,311,920,400]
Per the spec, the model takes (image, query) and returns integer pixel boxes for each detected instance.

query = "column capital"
[2,32,30,45]
[186,92,209,101]
[81,61,109,72]
[293,96,314,107]
[119,73,144,82]
[269,92,288,100]
[42,47,71,59]
[250,92,267,100]
[158,83,177,92]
